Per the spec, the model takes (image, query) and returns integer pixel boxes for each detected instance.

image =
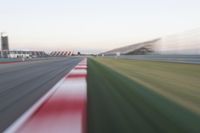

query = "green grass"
[87,58,200,133]
[94,58,200,114]
[0,58,20,62]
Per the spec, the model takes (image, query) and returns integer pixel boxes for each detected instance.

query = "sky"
[0,0,200,53]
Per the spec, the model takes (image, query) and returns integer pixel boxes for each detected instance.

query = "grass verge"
[87,58,200,133]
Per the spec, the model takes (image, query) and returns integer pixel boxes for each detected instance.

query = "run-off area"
[87,58,200,133]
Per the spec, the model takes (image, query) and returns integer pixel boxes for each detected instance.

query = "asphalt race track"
[0,57,83,132]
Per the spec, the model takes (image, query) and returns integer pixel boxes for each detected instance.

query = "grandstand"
[102,39,160,56]
[102,28,200,56]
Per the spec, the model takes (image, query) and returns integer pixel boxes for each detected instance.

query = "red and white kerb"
[5,58,87,133]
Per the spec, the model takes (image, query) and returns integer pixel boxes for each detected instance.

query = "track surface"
[0,57,83,132]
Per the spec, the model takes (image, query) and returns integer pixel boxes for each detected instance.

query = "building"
[1,33,10,58]
[0,50,48,58]
[1,33,9,51]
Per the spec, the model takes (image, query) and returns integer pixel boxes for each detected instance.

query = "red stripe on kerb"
[75,66,87,69]
[67,74,87,78]
[78,64,87,66]
[82,100,87,133]
[18,97,86,132]
[0,61,20,64]
[31,97,85,117]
